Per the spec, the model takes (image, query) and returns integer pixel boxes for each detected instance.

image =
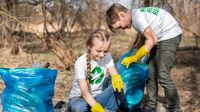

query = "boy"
[106,3,182,112]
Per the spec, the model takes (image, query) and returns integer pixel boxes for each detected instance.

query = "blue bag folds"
[115,49,149,112]
[0,68,58,112]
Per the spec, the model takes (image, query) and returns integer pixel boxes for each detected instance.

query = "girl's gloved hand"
[111,74,123,92]
[91,102,105,112]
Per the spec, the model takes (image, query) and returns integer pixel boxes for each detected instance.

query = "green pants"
[146,35,182,112]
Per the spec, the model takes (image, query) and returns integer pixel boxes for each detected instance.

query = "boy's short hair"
[106,3,128,31]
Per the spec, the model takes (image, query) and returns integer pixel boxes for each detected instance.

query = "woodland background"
[0,0,199,111]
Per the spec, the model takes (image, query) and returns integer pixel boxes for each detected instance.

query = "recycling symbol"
[89,66,105,85]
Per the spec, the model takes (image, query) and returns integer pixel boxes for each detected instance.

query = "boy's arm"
[143,26,158,51]
[108,66,123,92]
[121,27,157,68]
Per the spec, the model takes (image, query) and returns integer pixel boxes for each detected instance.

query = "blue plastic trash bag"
[115,49,149,112]
[0,68,58,112]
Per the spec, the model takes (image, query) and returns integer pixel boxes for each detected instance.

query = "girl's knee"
[68,98,88,112]
[70,106,88,112]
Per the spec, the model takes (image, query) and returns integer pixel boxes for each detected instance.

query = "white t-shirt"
[69,53,114,99]
[132,7,182,42]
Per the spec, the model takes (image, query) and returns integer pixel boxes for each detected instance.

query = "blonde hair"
[86,29,110,80]
[106,3,128,31]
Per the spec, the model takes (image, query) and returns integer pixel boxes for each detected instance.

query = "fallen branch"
[178,46,199,51]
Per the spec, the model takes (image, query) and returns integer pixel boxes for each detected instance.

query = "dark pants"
[146,35,182,112]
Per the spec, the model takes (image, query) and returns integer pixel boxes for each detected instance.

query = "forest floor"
[0,30,199,112]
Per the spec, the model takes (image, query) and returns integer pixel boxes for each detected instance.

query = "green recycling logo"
[89,66,105,85]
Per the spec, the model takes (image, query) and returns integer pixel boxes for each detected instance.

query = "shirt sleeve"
[105,53,114,69]
[133,12,150,33]
[74,58,86,80]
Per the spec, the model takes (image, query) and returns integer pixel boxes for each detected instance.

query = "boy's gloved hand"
[91,102,105,112]
[121,45,149,68]
[121,55,137,68]
[111,74,123,92]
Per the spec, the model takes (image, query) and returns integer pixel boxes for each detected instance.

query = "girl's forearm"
[82,92,97,107]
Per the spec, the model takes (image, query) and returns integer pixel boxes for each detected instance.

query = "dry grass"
[0,30,199,111]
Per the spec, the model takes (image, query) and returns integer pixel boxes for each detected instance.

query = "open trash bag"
[115,49,149,112]
[0,68,58,112]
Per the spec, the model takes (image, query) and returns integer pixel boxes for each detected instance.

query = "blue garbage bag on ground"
[0,68,58,112]
[115,49,149,112]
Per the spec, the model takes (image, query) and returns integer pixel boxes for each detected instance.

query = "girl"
[68,29,123,112]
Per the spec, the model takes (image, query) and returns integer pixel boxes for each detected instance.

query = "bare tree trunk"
[170,0,200,48]
[2,0,19,55]
[97,0,103,29]
[45,37,74,69]
[86,0,95,30]
[42,1,77,71]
